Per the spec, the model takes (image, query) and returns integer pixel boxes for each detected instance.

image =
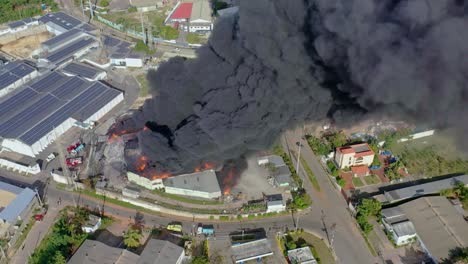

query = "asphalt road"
[282,129,378,264]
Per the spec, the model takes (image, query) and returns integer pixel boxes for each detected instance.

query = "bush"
[128,6,137,13]
[99,0,109,7]
[209,215,214,220]
[160,26,179,40]
[236,214,242,220]
[219,215,229,221]
[306,135,332,156]
[248,214,255,219]
[336,176,346,187]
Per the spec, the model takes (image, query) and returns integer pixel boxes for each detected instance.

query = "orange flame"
[222,168,235,195]
[135,156,148,172]
[143,126,149,131]
[151,172,171,180]
[193,161,215,173]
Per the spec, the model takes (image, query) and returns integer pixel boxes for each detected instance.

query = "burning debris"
[110,0,468,179]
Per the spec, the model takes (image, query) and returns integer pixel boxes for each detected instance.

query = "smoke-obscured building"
[127,169,222,199]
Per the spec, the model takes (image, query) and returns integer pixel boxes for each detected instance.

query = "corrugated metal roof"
[137,239,184,264]
[392,220,416,237]
[0,183,35,223]
[163,169,221,194]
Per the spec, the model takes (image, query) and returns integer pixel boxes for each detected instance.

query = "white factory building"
[127,169,222,199]
[0,71,123,157]
[0,61,38,98]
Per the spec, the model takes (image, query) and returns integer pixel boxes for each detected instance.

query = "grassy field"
[352,177,364,188]
[364,174,380,185]
[152,189,222,205]
[300,157,321,191]
[136,74,149,97]
[289,232,335,264]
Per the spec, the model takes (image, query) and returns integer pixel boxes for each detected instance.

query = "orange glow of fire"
[151,172,171,180]
[193,162,215,173]
[143,126,149,131]
[135,156,148,172]
[222,168,235,195]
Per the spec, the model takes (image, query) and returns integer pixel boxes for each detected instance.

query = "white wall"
[335,151,373,169]
[83,93,124,124]
[266,204,285,213]
[125,58,143,68]
[1,139,35,157]
[51,172,69,184]
[164,186,221,199]
[0,158,40,174]
[0,70,38,99]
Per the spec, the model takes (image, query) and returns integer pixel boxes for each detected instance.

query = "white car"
[46,153,56,162]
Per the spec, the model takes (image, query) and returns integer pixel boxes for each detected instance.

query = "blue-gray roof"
[39,12,81,30]
[42,28,82,48]
[0,71,122,145]
[0,61,36,91]
[384,175,468,202]
[8,21,25,29]
[0,182,36,223]
[62,62,103,79]
[46,38,96,65]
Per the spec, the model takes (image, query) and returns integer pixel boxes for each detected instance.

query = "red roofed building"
[335,143,374,169]
[351,165,370,177]
[168,2,193,22]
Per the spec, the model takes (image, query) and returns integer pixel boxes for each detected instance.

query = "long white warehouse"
[0,71,123,157]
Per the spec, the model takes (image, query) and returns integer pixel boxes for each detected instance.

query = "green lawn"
[352,177,364,188]
[300,157,321,191]
[289,232,335,264]
[364,175,380,185]
[136,74,149,97]
[152,189,222,205]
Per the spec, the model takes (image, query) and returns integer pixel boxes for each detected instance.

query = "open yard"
[0,31,52,58]
[390,129,468,178]
[352,177,364,188]
[364,174,380,185]
[136,74,149,97]
[289,231,335,264]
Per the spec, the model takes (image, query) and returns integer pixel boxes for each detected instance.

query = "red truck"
[66,157,83,167]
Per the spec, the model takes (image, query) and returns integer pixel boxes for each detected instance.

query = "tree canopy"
[0,0,58,24]
[123,227,142,248]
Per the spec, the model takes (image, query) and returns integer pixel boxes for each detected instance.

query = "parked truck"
[66,157,83,167]
[197,224,214,236]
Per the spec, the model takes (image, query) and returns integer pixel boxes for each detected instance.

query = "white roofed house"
[266,194,286,213]
[81,214,101,233]
[287,247,318,264]
[380,206,417,246]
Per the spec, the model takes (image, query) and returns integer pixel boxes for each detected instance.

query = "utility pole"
[295,124,305,188]
[140,11,146,44]
[88,0,94,20]
[80,0,85,18]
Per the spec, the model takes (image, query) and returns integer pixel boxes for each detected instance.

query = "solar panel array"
[62,62,102,79]
[46,38,95,65]
[0,71,122,145]
[0,61,36,90]
[39,12,81,30]
[42,28,82,48]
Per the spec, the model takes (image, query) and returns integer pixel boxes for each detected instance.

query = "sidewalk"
[9,204,62,264]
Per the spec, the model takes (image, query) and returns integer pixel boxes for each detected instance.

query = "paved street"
[282,129,378,264]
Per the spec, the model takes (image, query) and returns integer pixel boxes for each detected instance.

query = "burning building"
[127,169,221,199]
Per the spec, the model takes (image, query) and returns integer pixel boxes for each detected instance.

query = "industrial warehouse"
[0,71,123,157]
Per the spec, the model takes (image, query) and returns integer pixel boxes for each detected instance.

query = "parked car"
[34,214,44,221]
[66,157,83,167]
[46,153,56,162]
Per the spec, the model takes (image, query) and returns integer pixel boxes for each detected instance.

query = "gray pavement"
[282,129,378,264]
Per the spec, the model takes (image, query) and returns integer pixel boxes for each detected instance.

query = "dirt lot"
[0,32,52,58]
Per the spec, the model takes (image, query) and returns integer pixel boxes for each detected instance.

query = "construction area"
[0,32,51,59]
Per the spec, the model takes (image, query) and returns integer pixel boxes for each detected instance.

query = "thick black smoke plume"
[115,0,468,174]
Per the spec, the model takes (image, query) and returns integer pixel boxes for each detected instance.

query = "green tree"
[286,240,297,250]
[357,198,382,218]
[99,0,109,7]
[442,247,468,264]
[160,26,179,40]
[307,135,332,156]
[327,132,347,149]
[52,251,66,264]
[192,256,210,264]
[123,227,142,248]
[371,155,381,166]
[356,215,373,235]
[336,176,346,188]
[212,0,228,14]
[128,6,137,12]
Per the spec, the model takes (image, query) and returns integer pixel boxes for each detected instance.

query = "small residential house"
[258,155,292,187]
[381,207,417,246]
[266,194,286,213]
[81,214,101,233]
[351,165,370,177]
[287,247,318,264]
[335,143,374,169]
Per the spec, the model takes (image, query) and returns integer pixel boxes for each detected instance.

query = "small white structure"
[51,170,69,185]
[82,214,101,233]
[110,54,143,68]
[163,170,222,199]
[397,129,435,143]
[381,207,417,246]
[266,194,286,213]
[335,143,374,169]
[122,186,141,199]
[0,150,41,174]
[130,0,164,12]
[287,247,317,264]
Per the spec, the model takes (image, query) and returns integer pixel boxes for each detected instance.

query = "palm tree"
[123,228,142,248]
